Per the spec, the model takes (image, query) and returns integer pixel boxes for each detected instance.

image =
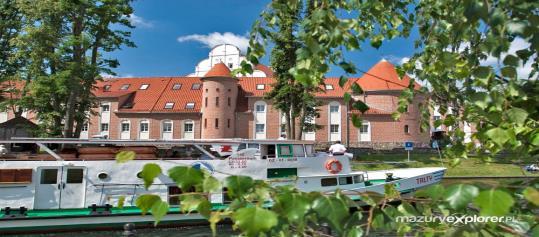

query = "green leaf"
[532,133,539,146]
[232,206,278,236]
[501,66,517,78]
[135,194,161,214]
[168,166,204,191]
[443,184,479,210]
[141,163,162,189]
[485,127,510,146]
[352,100,369,113]
[312,195,349,232]
[503,54,520,67]
[398,202,419,216]
[203,175,221,193]
[224,175,254,199]
[473,189,514,216]
[523,187,539,206]
[351,114,362,128]
[415,184,445,202]
[180,193,205,214]
[115,151,136,163]
[470,92,490,109]
[370,34,384,49]
[339,75,348,87]
[351,82,363,95]
[275,191,312,223]
[345,226,364,237]
[197,199,212,219]
[151,200,169,225]
[505,107,528,125]
[117,196,125,209]
[344,92,352,104]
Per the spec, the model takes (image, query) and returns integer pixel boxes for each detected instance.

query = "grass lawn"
[351,153,539,177]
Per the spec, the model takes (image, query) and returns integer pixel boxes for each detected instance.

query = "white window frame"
[139,119,150,140]
[172,83,182,90]
[325,84,334,90]
[328,101,341,142]
[139,84,149,90]
[256,84,265,90]
[120,120,130,132]
[253,101,267,139]
[161,120,173,140]
[255,124,265,133]
[185,102,195,109]
[164,102,174,109]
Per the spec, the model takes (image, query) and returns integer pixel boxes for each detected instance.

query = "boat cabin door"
[35,166,86,209]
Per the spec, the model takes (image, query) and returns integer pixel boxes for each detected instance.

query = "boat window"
[321,177,338,187]
[40,169,58,184]
[0,169,32,183]
[168,186,181,205]
[305,145,315,157]
[353,175,364,183]
[223,187,233,204]
[248,143,260,149]
[293,145,305,157]
[339,176,353,185]
[261,144,276,159]
[277,144,293,158]
[66,168,84,184]
[267,168,297,178]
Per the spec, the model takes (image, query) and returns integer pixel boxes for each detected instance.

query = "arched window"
[254,101,267,139]
[139,119,150,140]
[120,120,130,140]
[161,120,173,140]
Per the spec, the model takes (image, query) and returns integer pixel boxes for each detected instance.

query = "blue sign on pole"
[405,141,414,151]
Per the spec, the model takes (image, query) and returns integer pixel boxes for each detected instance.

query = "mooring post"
[320,222,332,235]
[123,223,136,236]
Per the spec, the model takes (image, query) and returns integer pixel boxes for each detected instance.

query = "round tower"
[200,63,238,139]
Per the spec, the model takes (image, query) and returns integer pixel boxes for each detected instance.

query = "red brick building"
[1,44,431,147]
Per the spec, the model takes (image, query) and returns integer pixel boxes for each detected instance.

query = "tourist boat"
[0,138,446,234]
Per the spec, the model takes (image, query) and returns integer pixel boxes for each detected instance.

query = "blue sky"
[108,0,419,78]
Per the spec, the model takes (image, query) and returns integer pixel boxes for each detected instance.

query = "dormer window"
[256,84,265,90]
[164,102,174,109]
[172,83,182,90]
[325,84,334,90]
[120,84,130,90]
[139,84,149,90]
[103,85,111,91]
[191,83,201,90]
[185,102,195,109]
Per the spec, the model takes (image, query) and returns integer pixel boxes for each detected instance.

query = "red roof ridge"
[149,77,173,112]
[204,63,232,78]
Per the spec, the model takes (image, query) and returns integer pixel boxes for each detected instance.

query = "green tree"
[251,0,321,140]
[14,0,135,137]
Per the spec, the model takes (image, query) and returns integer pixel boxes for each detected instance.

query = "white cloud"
[100,73,134,78]
[399,57,410,65]
[177,32,250,53]
[127,14,153,28]
[383,55,409,65]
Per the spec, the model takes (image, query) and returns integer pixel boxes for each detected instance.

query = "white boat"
[0,138,445,234]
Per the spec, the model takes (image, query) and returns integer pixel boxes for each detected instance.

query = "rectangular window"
[101,104,110,112]
[0,169,32,183]
[255,124,265,133]
[101,123,109,132]
[228,97,231,106]
[267,168,297,178]
[330,124,339,133]
[227,119,231,128]
[191,83,201,90]
[360,124,369,134]
[256,84,265,90]
[121,122,130,132]
[140,122,149,132]
[139,84,149,90]
[168,186,181,206]
[353,175,364,183]
[228,63,233,68]
[163,122,172,132]
[185,102,195,109]
[325,84,334,90]
[164,102,174,109]
[172,83,182,90]
[205,97,208,107]
[215,118,219,128]
[216,97,219,107]
[321,178,338,187]
[255,104,265,112]
[404,125,409,134]
[120,84,130,90]
[204,119,207,128]
[339,176,353,185]
[184,123,193,132]
[330,105,339,113]
[433,116,441,121]
[40,169,58,184]
[66,169,84,184]
[278,144,293,157]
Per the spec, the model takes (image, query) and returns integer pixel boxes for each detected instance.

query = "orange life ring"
[325,159,343,174]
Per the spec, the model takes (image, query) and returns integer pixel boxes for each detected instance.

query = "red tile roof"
[254,64,274,77]
[152,77,203,113]
[354,60,421,91]
[204,63,232,78]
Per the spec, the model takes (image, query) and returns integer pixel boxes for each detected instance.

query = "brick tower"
[200,63,238,138]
